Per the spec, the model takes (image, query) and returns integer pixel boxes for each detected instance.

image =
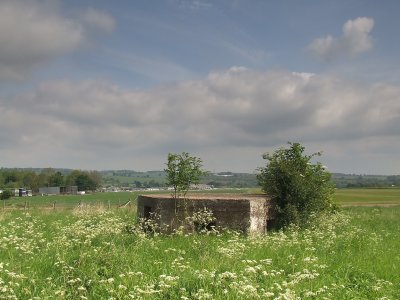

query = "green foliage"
[332,173,400,188]
[0,168,102,193]
[1,192,134,210]
[257,142,335,228]
[4,170,18,185]
[65,170,100,191]
[189,208,216,233]
[164,152,206,199]
[0,189,13,200]
[0,207,399,299]
[67,170,102,191]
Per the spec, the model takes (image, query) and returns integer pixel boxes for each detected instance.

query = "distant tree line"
[2,167,399,192]
[332,174,400,188]
[0,168,102,193]
[100,170,400,189]
[101,169,259,188]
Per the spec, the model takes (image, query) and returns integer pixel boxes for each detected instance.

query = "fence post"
[53,202,56,210]
[108,200,111,210]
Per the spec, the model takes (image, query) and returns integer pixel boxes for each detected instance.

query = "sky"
[0,0,399,175]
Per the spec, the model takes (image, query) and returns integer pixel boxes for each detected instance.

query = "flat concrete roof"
[140,193,269,201]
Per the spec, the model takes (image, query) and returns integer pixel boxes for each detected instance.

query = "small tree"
[257,142,335,229]
[1,190,13,200]
[165,152,206,199]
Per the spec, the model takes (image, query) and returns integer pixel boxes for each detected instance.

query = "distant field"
[334,188,400,206]
[2,188,399,210]
[1,192,138,210]
[233,188,400,207]
[1,188,259,210]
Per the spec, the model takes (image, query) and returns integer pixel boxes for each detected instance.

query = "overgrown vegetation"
[0,190,13,200]
[257,142,336,228]
[0,206,398,299]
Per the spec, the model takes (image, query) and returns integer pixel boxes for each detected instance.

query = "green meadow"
[2,187,399,209]
[1,192,136,210]
[0,189,399,299]
[334,188,400,206]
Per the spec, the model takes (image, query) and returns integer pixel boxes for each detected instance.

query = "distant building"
[11,188,32,197]
[189,184,214,190]
[39,186,78,196]
[60,186,78,195]
[39,187,60,195]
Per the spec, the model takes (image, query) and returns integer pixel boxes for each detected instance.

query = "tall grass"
[0,206,399,299]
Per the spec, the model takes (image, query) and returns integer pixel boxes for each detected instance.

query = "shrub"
[0,189,13,200]
[189,207,217,233]
[257,142,336,229]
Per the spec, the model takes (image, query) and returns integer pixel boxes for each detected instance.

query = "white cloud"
[342,17,374,55]
[0,1,115,80]
[1,68,399,173]
[309,17,374,61]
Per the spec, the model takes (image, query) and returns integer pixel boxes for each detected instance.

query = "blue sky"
[0,0,399,174]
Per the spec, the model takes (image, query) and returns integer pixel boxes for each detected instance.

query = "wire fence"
[1,197,137,211]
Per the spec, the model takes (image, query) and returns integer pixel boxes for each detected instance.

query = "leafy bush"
[0,190,13,200]
[189,207,216,233]
[257,142,336,229]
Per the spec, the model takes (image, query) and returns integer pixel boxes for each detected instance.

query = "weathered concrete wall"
[137,194,273,234]
[249,198,267,233]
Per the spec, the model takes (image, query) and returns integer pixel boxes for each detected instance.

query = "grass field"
[2,188,400,212]
[0,188,399,299]
[1,192,137,210]
[0,205,399,299]
[333,188,400,206]
[0,188,255,210]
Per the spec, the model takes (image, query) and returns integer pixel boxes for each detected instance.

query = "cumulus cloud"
[309,17,374,61]
[1,67,399,172]
[0,1,115,80]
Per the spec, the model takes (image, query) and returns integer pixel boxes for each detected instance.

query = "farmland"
[0,189,399,299]
[334,188,400,206]
[2,187,400,210]
[1,192,137,210]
